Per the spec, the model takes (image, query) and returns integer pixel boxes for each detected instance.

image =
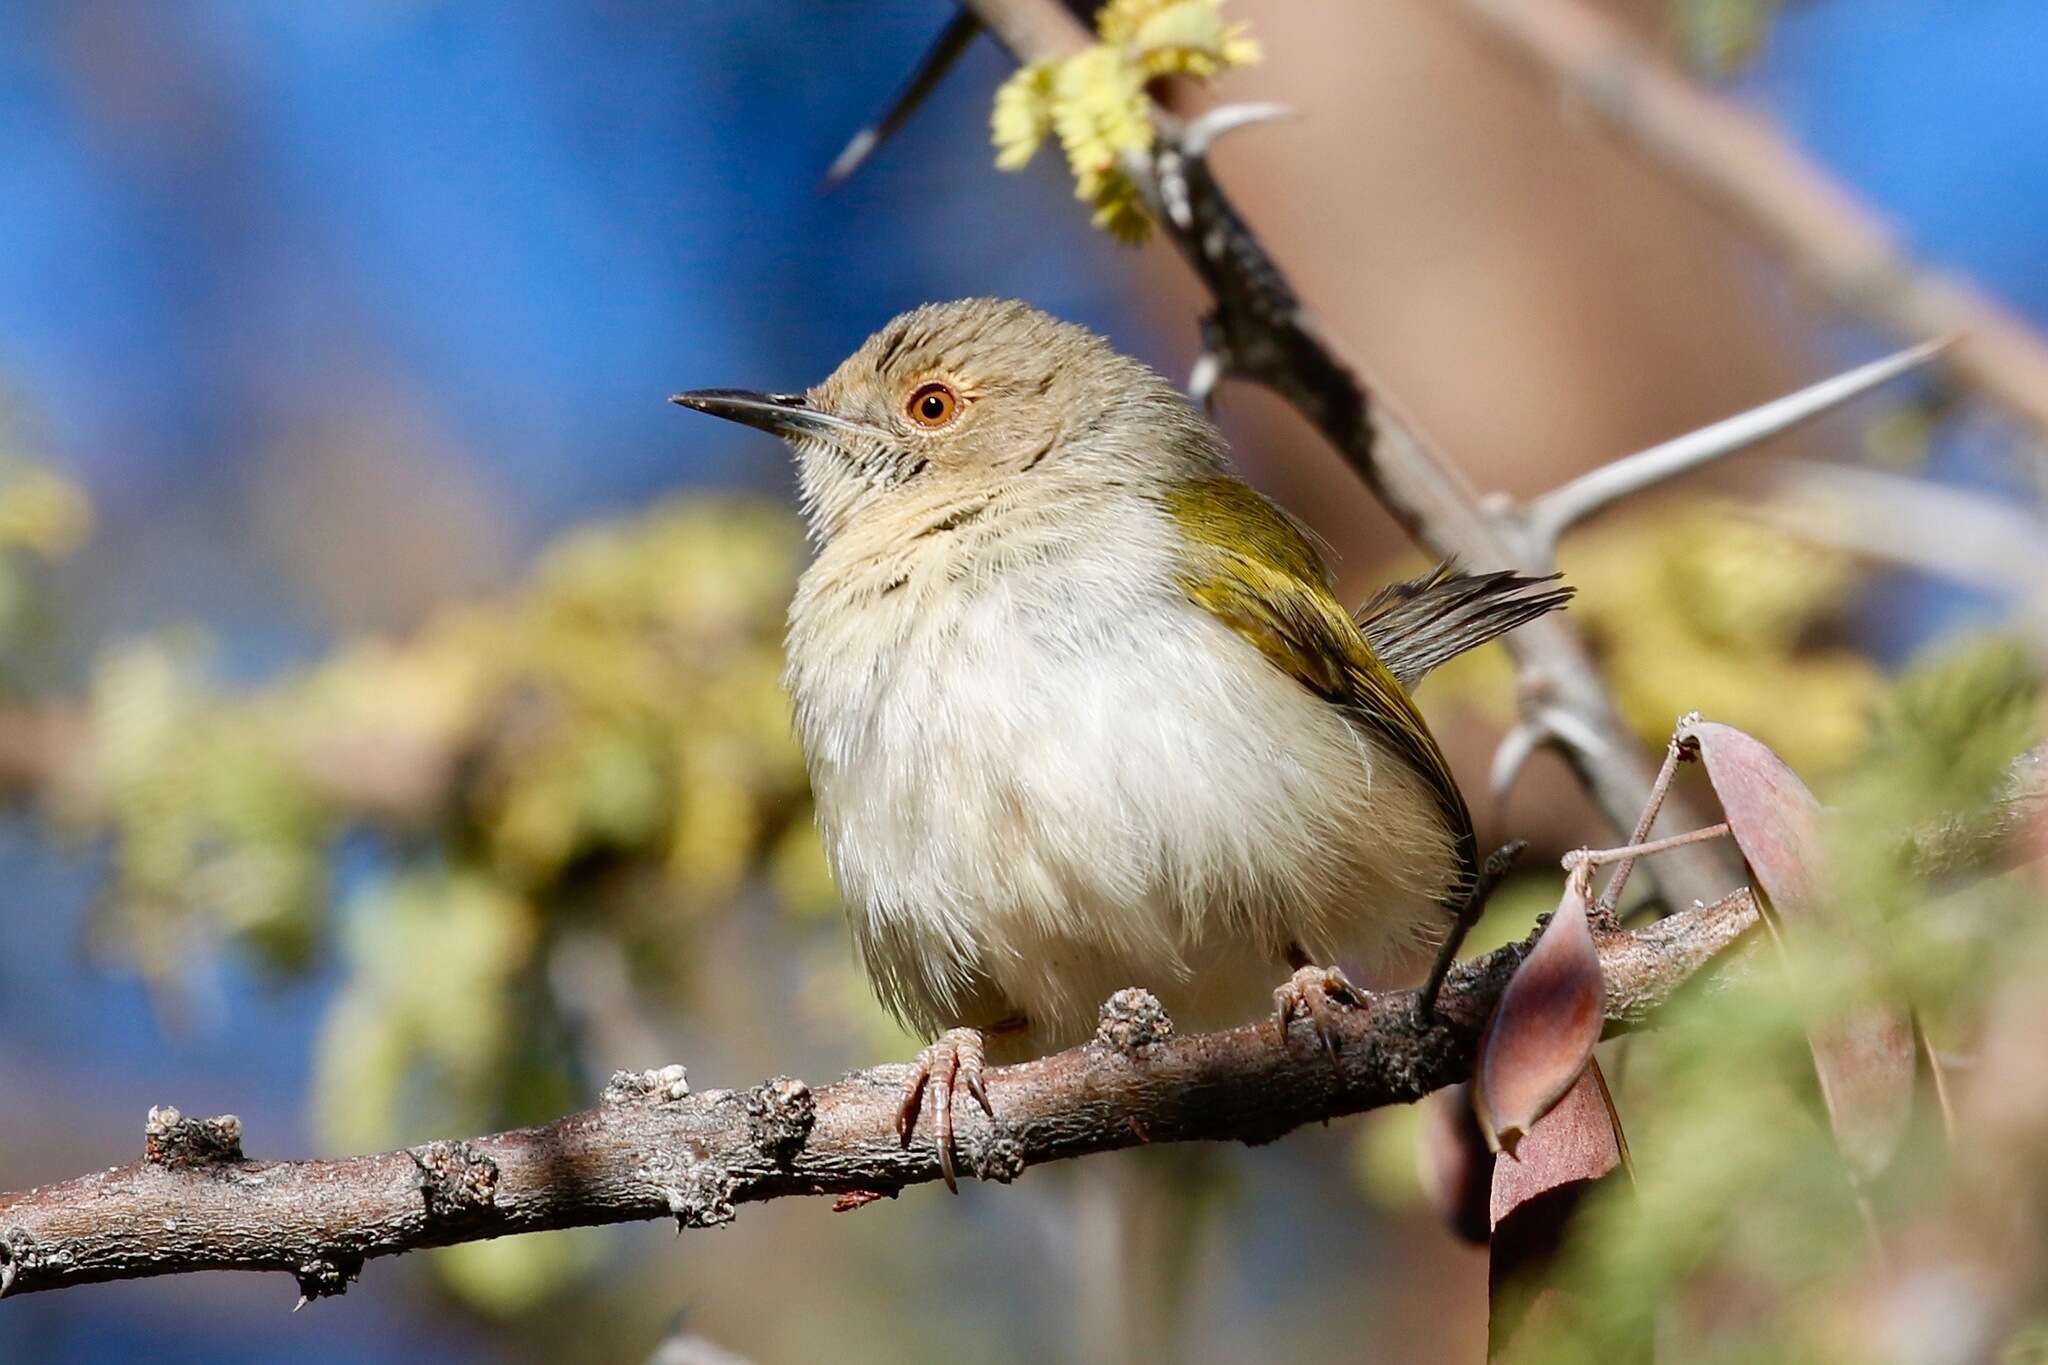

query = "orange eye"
[907,382,960,429]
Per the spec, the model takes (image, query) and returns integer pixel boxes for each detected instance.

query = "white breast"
[784,490,1454,1052]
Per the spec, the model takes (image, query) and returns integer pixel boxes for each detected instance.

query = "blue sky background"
[0,1,2043,1359]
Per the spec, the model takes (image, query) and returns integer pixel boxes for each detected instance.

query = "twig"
[1565,823,1731,873]
[1522,341,1948,556]
[0,889,1760,1302]
[1758,461,2048,601]
[1596,723,1697,917]
[1460,0,2048,443]
[1418,838,1527,1017]
[822,8,983,187]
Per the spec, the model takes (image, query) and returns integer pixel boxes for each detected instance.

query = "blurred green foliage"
[1421,630,2044,1362]
[1565,498,1888,775]
[0,451,92,689]
[1672,0,1781,75]
[47,497,832,1309]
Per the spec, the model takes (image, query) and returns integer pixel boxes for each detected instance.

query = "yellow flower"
[989,0,1260,242]
[991,62,1055,170]
[1105,0,1262,78]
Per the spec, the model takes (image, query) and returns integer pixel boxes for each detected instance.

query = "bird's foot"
[896,1027,994,1194]
[1274,963,1365,1060]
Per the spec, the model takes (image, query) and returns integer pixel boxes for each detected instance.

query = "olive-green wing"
[1164,476,1477,889]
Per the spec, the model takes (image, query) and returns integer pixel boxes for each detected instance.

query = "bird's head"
[674,298,1202,542]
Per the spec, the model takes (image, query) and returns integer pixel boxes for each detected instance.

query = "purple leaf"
[1681,718,1823,914]
[1473,874,1605,1155]
[1813,1009,1918,1182]
[1682,717,1915,1180]
[1488,1061,1628,1358]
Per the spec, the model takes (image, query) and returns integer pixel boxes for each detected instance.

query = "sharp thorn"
[1489,720,1549,820]
[1525,337,1947,548]
[1180,102,1296,158]
[822,9,982,188]
[822,128,880,188]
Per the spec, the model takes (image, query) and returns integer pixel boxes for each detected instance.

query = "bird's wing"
[1163,476,1477,888]
[1357,564,1573,690]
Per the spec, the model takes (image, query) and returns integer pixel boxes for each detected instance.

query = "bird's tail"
[1357,564,1573,690]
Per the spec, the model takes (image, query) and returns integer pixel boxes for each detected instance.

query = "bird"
[673,298,1566,1188]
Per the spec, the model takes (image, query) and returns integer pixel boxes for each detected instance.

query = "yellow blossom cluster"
[992,0,1260,242]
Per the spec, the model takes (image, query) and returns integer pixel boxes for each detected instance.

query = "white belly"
[786,508,1455,1053]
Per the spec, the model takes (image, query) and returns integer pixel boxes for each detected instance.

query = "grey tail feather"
[1358,563,1574,690]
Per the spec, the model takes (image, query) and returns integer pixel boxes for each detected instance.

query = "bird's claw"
[896,1027,993,1193]
[1274,963,1364,1061]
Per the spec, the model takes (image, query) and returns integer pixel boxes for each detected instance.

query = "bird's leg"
[896,1019,1020,1193]
[1273,944,1365,1060]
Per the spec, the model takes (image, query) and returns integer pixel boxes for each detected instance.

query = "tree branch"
[1460,0,2048,443]
[7,731,2037,1303]
[0,889,1759,1303]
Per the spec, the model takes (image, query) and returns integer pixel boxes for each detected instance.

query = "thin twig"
[1566,823,1731,874]
[1418,838,1528,1018]
[822,8,983,187]
[1597,724,1698,917]
[1759,461,2048,600]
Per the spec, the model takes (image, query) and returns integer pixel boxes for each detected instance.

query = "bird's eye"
[907,382,960,429]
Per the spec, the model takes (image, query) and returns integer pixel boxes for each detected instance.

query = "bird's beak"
[669,389,874,443]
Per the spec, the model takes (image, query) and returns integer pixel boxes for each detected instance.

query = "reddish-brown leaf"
[1681,718,1823,913]
[1814,1008,1917,1181]
[1488,1061,1629,1360]
[1682,717,1915,1180]
[1418,1083,1494,1245]
[1473,875,1605,1155]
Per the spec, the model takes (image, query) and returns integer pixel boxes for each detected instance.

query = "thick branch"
[0,890,1758,1302]
[1461,0,2048,442]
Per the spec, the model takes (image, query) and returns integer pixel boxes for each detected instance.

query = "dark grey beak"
[670,389,872,443]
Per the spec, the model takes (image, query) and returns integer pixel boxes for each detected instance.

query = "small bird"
[675,299,1565,1186]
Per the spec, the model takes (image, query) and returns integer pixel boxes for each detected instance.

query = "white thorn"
[1538,705,1612,766]
[823,128,880,187]
[1524,338,1948,556]
[1759,460,2048,597]
[1179,102,1295,158]
[1489,721,1548,819]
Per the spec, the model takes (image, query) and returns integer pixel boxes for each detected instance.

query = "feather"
[1357,565,1574,690]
